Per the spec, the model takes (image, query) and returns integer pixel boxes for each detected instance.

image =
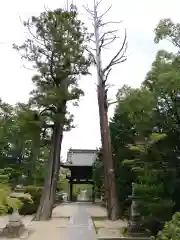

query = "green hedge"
[19,186,43,215]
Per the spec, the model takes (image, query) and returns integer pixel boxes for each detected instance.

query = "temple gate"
[61,149,97,202]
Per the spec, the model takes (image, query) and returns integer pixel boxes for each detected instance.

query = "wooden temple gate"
[62,149,97,202]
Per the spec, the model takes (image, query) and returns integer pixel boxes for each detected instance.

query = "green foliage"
[115,86,156,136]
[146,18,180,214]
[2,8,180,236]
[155,212,180,240]
[0,169,32,215]
[110,86,156,214]
[57,168,69,192]
[0,101,47,187]
[100,16,180,233]
[0,182,13,214]
[94,64,180,226]
[123,133,167,175]
[14,8,91,129]
[11,7,92,219]
[108,64,180,228]
[13,7,92,219]
[124,134,174,234]
[19,186,43,215]
[154,18,180,48]
[133,181,174,230]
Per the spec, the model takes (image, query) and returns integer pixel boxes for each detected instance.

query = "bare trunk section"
[97,87,109,211]
[34,124,63,220]
[98,85,119,220]
[103,101,119,220]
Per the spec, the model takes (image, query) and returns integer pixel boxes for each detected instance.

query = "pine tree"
[14,7,91,220]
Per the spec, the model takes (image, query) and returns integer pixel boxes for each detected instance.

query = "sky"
[0,0,179,160]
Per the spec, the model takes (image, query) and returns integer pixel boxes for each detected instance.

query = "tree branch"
[105,83,115,89]
[43,123,54,129]
[20,16,47,49]
[108,100,118,107]
[40,106,57,115]
[85,47,96,65]
[103,68,112,84]
[22,64,35,71]
[84,0,127,86]
[98,5,112,21]
[103,28,127,74]
[99,30,118,42]
[83,5,95,18]
[101,36,118,49]
[94,0,103,8]
[100,21,122,27]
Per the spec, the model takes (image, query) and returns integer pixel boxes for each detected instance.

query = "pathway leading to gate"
[52,202,108,218]
[67,203,97,240]
[0,203,127,239]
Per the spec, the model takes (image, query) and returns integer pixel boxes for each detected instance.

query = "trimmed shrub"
[0,170,32,215]
[19,186,42,215]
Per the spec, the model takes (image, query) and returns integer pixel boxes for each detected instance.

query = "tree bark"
[98,85,119,220]
[97,87,109,211]
[103,102,119,220]
[92,2,119,219]
[34,124,63,220]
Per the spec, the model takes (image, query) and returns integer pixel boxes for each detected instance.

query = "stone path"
[52,203,107,218]
[67,205,97,240]
[27,219,69,240]
[0,203,127,239]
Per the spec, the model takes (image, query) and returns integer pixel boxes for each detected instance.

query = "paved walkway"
[67,205,97,240]
[0,203,126,239]
[52,203,107,218]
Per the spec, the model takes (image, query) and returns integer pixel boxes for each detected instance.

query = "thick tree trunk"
[98,85,119,220]
[97,88,109,211]
[34,124,63,221]
[103,105,119,220]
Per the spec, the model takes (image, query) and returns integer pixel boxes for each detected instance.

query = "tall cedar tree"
[13,8,91,220]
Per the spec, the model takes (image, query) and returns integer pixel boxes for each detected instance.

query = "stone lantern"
[0,193,28,238]
[127,183,146,237]
[0,208,26,238]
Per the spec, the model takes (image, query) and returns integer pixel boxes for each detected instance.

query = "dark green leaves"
[14,7,91,132]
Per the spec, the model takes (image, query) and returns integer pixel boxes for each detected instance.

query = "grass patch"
[122,227,128,237]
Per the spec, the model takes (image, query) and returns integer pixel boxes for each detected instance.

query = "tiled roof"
[64,148,98,166]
